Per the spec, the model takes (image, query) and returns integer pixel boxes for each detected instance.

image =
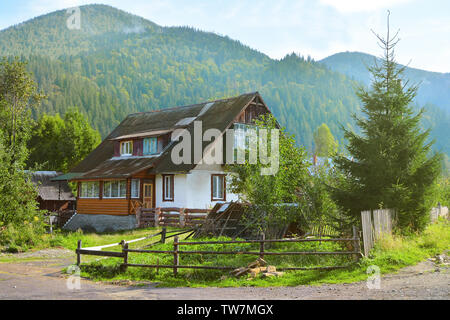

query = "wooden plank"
[77,240,81,266]
[176,238,355,245]
[173,236,179,276]
[184,209,209,214]
[123,264,351,271]
[76,249,125,258]
[125,264,236,270]
[124,248,359,256]
[361,210,373,257]
[121,243,128,272]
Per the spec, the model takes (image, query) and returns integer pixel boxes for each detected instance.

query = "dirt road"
[0,249,448,300]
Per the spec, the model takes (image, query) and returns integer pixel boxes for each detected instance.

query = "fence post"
[361,210,373,257]
[155,208,160,227]
[161,227,167,244]
[352,225,361,261]
[180,208,185,227]
[76,240,82,266]
[259,233,265,259]
[121,242,128,272]
[173,236,179,276]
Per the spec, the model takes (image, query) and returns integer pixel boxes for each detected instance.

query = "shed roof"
[29,171,76,201]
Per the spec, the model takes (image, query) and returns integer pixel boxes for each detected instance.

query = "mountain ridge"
[0,4,448,157]
[320,51,450,113]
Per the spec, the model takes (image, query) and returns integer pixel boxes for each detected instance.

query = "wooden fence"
[75,227,195,266]
[136,207,209,228]
[76,226,362,275]
[361,209,395,256]
[430,205,449,223]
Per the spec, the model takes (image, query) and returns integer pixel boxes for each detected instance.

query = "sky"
[0,0,449,73]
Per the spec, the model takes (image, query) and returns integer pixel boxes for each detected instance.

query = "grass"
[1,220,448,287]
[79,219,449,287]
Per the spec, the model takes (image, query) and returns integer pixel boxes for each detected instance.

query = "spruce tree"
[332,15,442,231]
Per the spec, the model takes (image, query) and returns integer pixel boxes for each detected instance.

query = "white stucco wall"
[154,167,238,209]
[155,174,187,208]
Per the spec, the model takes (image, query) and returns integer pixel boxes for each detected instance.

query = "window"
[143,137,157,155]
[233,123,257,150]
[103,180,127,198]
[234,123,247,151]
[120,141,133,156]
[131,179,140,198]
[162,174,174,201]
[211,174,226,201]
[80,181,100,198]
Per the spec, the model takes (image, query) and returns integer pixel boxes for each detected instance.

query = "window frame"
[162,174,174,202]
[103,180,127,199]
[130,179,140,199]
[211,174,226,201]
[120,140,133,156]
[79,181,100,199]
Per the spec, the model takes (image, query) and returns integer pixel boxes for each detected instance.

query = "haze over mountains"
[321,51,450,113]
[0,4,448,157]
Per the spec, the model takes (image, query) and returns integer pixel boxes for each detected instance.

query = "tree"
[0,58,44,243]
[226,114,310,237]
[27,108,101,172]
[313,123,338,157]
[60,108,101,172]
[331,15,442,231]
[0,57,44,165]
[27,113,65,170]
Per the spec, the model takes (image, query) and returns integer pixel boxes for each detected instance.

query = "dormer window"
[143,137,157,155]
[120,140,133,156]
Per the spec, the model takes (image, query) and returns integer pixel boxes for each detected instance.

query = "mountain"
[320,51,450,113]
[0,4,448,158]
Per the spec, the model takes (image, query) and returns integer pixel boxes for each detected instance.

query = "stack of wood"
[230,258,284,279]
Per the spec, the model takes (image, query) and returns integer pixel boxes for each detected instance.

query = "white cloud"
[319,0,413,13]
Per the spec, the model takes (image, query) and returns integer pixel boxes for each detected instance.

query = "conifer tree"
[332,14,442,231]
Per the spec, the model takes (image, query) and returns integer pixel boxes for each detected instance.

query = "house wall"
[155,174,187,208]
[154,167,238,209]
[76,198,129,215]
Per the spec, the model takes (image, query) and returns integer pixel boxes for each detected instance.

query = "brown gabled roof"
[29,171,76,201]
[150,92,258,173]
[70,92,263,180]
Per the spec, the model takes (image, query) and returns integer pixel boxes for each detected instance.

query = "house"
[29,171,76,212]
[62,92,272,232]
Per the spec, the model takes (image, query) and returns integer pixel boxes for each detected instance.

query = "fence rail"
[76,226,362,276]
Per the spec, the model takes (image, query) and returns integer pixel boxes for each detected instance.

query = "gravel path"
[0,249,448,300]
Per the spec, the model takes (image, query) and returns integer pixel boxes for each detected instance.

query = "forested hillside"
[0,4,448,156]
[320,52,450,113]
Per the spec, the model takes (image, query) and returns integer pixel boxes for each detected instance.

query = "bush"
[0,221,45,252]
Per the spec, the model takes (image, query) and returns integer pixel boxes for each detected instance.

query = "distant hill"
[0,4,448,157]
[320,51,450,113]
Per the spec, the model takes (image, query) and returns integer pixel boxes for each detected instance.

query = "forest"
[0,4,448,162]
